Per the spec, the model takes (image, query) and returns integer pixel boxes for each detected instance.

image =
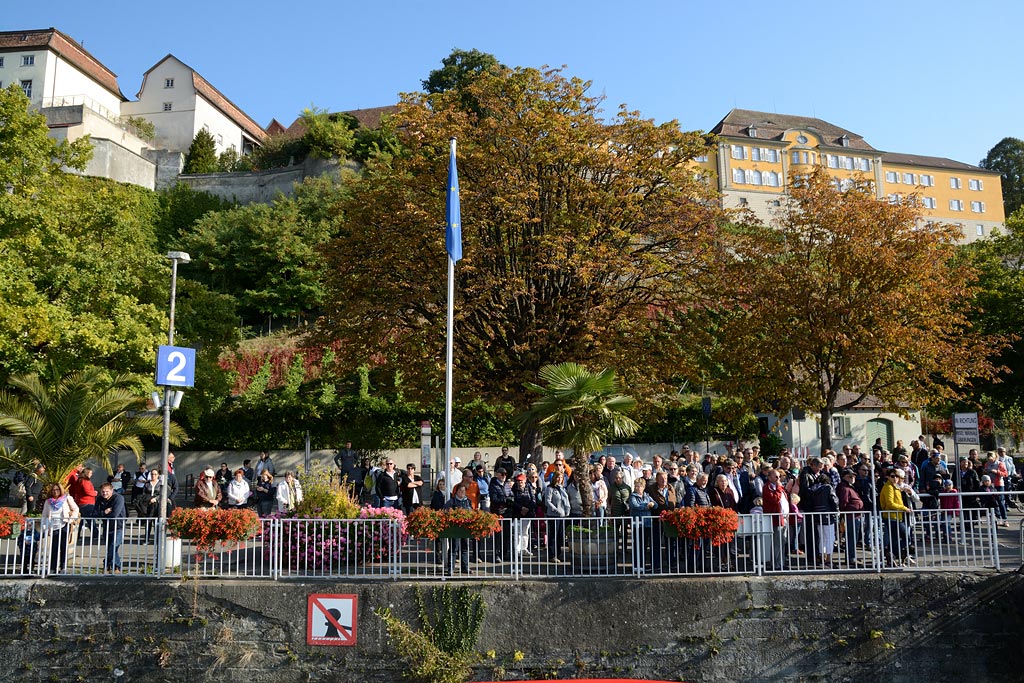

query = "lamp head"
[166,251,191,264]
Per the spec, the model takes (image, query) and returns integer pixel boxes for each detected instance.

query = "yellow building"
[705,110,1004,242]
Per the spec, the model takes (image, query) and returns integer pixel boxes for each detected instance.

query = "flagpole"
[444,137,461,500]
[445,255,455,499]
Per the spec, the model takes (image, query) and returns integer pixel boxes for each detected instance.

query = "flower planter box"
[5,522,21,540]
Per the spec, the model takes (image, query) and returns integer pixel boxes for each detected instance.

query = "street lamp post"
[158,251,190,525]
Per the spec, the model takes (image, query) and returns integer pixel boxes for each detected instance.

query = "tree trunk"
[571,451,594,518]
[518,425,543,466]
[820,407,833,455]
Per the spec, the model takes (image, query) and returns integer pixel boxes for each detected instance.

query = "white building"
[0,28,157,187]
[758,391,922,456]
[123,54,266,157]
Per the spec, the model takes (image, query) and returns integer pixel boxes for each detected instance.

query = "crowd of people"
[8,437,1017,576]
[349,438,1019,573]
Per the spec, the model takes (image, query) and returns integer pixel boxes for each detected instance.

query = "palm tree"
[0,367,186,484]
[517,363,640,517]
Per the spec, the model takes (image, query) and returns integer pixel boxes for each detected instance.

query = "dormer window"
[840,135,850,147]
[748,125,758,138]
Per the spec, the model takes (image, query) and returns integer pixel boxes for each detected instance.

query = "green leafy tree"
[980,137,1024,216]
[155,182,236,250]
[178,175,349,325]
[957,212,1024,414]
[183,128,219,174]
[0,367,186,484]
[0,84,91,195]
[0,174,169,379]
[250,107,355,170]
[517,363,639,515]
[422,48,502,94]
[316,64,721,458]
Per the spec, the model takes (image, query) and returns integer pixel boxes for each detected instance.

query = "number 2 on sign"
[166,351,188,382]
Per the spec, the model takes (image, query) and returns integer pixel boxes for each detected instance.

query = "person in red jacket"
[837,468,865,567]
[760,469,791,570]
[69,466,98,535]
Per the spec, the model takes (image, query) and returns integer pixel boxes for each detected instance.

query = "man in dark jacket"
[23,464,46,514]
[95,482,126,573]
[488,468,512,561]
[495,447,517,480]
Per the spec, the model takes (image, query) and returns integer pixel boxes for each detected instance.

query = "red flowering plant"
[0,507,25,538]
[168,507,262,557]
[406,507,502,541]
[660,507,739,548]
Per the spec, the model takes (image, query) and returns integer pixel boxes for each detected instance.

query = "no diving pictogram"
[307,594,358,646]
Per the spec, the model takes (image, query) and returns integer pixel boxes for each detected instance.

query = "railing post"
[990,513,1001,571]
[631,518,641,577]
[752,514,763,577]
[391,519,401,579]
[154,518,164,579]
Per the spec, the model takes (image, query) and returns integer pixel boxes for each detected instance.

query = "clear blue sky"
[7,0,1021,165]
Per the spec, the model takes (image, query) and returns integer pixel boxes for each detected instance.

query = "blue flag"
[445,139,462,262]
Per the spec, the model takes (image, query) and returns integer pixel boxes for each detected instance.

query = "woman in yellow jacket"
[880,469,912,567]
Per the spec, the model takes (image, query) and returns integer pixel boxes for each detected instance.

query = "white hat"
[454,457,461,463]
[204,468,215,477]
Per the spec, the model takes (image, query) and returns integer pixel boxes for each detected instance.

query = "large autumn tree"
[316,65,722,456]
[692,167,1005,451]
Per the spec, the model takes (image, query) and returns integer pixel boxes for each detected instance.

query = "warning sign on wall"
[306,593,358,646]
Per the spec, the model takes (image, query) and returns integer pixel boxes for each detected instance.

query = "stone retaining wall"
[0,572,1020,682]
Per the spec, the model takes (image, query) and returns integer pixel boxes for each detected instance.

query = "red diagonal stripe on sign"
[312,598,352,640]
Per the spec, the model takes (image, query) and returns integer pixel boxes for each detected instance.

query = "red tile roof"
[0,27,125,100]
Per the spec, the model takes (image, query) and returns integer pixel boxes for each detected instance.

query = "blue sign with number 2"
[156,345,196,387]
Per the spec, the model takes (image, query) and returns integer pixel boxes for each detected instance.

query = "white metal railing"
[0,508,1006,580]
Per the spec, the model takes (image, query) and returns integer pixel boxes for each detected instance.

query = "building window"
[840,135,850,147]
[0,57,5,68]
[791,151,801,164]
[887,193,901,204]
[21,55,34,66]
[732,168,745,184]
[885,171,898,183]
[976,225,985,237]
[902,172,915,184]
[920,174,934,186]
[731,145,746,160]
[971,201,986,213]
[162,102,173,111]
[832,416,852,438]
[922,197,937,209]
[748,169,762,185]
[694,154,708,162]
[164,78,174,88]
[950,177,962,189]
[826,154,838,169]
[20,80,31,98]
[969,178,984,191]
[738,197,748,206]
[766,171,780,187]
[950,199,964,211]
